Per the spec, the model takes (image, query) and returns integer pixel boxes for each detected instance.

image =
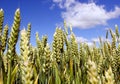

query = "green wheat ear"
[115,24,119,38]
[87,60,99,84]
[118,43,120,66]
[106,29,109,39]
[109,29,116,50]
[6,8,21,84]
[41,35,47,48]
[1,25,8,53]
[20,29,33,84]
[64,20,68,35]
[0,9,4,51]
[27,23,31,42]
[0,9,4,36]
[43,43,51,76]
[105,66,115,84]
[52,28,64,63]
[7,8,21,60]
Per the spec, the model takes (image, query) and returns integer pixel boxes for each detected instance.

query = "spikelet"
[79,43,84,67]
[105,66,115,84]
[58,28,64,50]
[43,43,51,76]
[85,44,91,58]
[52,31,60,63]
[1,25,8,52]
[20,29,33,84]
[27,23,31,42]
[115,43,120,81]
[87,60,99,84]
[103,42,108,57]
[64,20,68,35]
[106,29,109,39]
[70,32,78,58]
[79,43,83,59]
[63,30,70,62]
[70,32,79,80]
[7,8,20,60]
[52,28,64,63]
[116,26,120,78]
[97,55,103,74]
[115,24,119,38]
[0,9,4,52]
[117,43,120,65]
[79,43,86,82]
[29,45,35,65]
[107,41,112,55]
[6,9,20,84]
[111,49,117,74]
[70,24,72,33]
[41,35,47,48]
[92,45,99,63]
[1,25,8,82]
[110,29,116,50]
[36,32,43,53]
[35,32,45,69]
[0,9,4,36]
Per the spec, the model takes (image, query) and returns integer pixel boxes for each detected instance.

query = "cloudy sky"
[0,0,120,46]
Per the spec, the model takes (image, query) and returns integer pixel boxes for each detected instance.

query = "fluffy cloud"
[53,0,120,29]
[75,36,94,46]
[68,35,88,43]
[75,36,110,46]
[91,37,110,42]
[76,36,88,43]
[67,35,111,46]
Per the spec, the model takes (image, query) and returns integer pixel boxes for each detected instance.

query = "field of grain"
[0,9,120,84]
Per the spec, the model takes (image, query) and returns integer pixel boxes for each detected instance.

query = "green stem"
[7,61,11,84]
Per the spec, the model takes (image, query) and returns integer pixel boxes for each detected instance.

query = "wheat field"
[0,9,120,84]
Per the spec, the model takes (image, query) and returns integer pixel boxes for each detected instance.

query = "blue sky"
[0,0,120,48]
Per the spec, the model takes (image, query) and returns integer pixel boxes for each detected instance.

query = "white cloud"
[75,36,94,46]
[92,37,111,42]
[68,35,111,46]
[76,36,88,43]
[53,0,75,8]
[87,42,94,46]
[68,35,88,43]
[75,36,111,46]
[91,38,100,42]
[53,0,120,29]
